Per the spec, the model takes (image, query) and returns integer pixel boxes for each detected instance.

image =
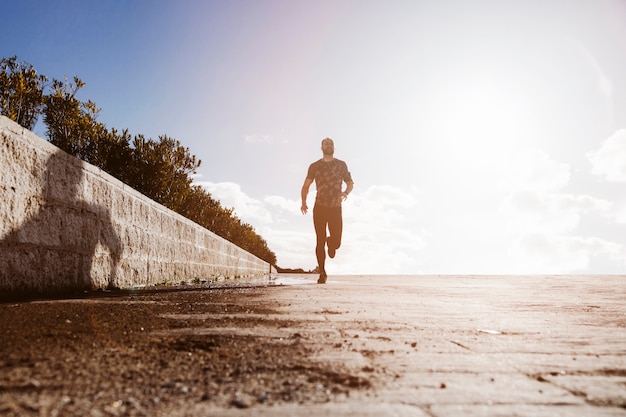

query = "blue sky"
[3,0,626,274]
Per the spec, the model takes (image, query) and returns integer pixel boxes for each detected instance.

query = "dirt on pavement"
[2,275,626,417]
[0,283,372,416]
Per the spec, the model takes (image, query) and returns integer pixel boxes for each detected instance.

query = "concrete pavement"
[1,274,625,416]
[171,274,626,416]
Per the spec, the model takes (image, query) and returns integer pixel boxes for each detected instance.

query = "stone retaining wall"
[0,116,270,298]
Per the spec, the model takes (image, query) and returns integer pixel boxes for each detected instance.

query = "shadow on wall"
[1,149,122,293]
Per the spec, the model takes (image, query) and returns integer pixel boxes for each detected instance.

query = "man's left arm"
[342,162,354,201]
[341,162,354,201]
[341,161,354,201]
[341,180,354,201]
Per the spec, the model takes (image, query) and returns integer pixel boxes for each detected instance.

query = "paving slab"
[265,275,626,416]
[0,275,625,416]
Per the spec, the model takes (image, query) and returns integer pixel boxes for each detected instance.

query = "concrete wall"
[0,116,270,298]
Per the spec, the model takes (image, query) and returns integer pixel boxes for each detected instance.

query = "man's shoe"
[317,272,327,284]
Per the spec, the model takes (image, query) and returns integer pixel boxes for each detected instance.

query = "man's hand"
[301,178,313,215]
[341,191,349,201]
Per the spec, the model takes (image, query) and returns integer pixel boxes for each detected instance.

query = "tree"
[178,185,235,236]
[126,135,201,212]
[2,56,279,266]
[43,76,134,181]
[44,76,99,159]
[0,56,47,130]
[178,186,277,265]
[87,128,134,183]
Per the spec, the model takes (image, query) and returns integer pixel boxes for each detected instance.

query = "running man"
[301,137,354,284]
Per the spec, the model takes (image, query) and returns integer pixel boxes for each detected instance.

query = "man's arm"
[301,178,313,214]
[341,181,354,201]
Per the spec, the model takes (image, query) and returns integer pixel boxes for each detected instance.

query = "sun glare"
[425,70,528,177]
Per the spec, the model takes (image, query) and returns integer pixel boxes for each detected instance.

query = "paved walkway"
[2,275,625,416]
[194,274,626,416]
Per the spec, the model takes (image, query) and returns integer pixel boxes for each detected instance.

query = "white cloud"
[257,227,315,271]
[339,185,426,274]
[359,184,419,209]
[617,204,626,225]
[500,148,570,192]
[510,234,623,274]
[196,174,625,274]
[498,149,611,234]
[588,129,626,182]
[195,181,273,225]
[297,184,428,274]
[501,191,613,234]
[499,149,620,273]
[195,181,427,273]
[264,195,300,216]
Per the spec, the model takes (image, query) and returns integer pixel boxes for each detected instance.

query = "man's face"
[321,139,334,156]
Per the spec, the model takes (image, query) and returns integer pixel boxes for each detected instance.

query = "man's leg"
[326,206,343,258]
[313,205,328,276]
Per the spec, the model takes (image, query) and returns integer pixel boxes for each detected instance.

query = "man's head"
[321,137,334,156]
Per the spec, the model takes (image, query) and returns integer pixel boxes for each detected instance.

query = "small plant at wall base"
[0,56,277,266]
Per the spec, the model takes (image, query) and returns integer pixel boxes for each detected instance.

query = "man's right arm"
[301,178,313,214]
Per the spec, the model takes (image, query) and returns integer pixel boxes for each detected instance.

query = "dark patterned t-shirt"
[306,158,353,207]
